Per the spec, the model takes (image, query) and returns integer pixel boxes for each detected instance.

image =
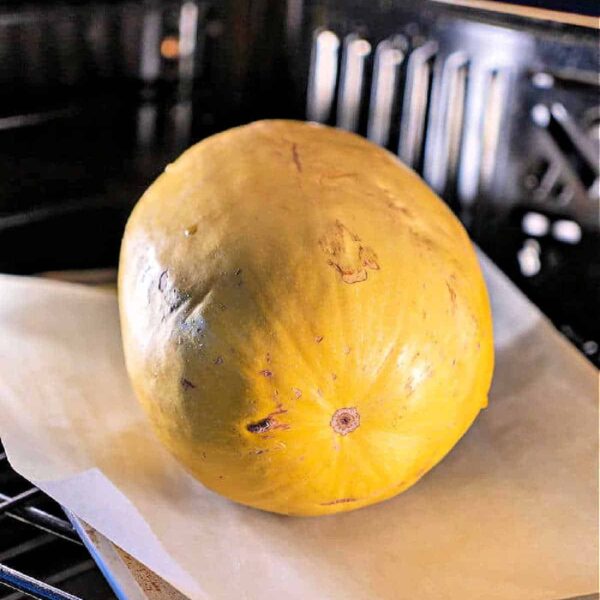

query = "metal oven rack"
[0,441,116,599]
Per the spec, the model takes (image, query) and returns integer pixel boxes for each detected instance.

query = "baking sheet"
[0,254,597,600]
[66,510,187,600]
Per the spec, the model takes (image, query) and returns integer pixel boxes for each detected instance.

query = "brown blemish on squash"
[319,172,358,185]
[168,293,187,314]
[293,388,302,399]
[180,377,196,390]
[158,270,168,292]
[259,369,273,378]
[377,185,415,217]
[319,220,379,284]
[420,364,434,381]
[386,201,414,219]
[214,356,224,365]
[359,246,380,270]
[247,418,272,433]
[184,224,197,237]
[446,280,457,311]
[408,227,437,252]
[315,335,324,343]
[320,497,358,506]
[331,373,337,381]
[247,407,289,434]
[317,388,323,397]
[291,143,302,173]
[343,346,352,355]
[332,263,367,284]
[266,353,271,364]
[251,448,269,455]
[331,407,360,435]
[234,268,244,286]
[327,172,357,180]
[157,269,188,316]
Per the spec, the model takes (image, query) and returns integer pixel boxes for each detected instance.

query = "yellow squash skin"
[119,120,494,516]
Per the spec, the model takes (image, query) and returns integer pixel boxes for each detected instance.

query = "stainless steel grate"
[0,443,116,600]
[305,17,599,227]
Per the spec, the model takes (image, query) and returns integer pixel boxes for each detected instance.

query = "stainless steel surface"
[304,6,599,229]
[0,563,83,600]
[0,443,116,599]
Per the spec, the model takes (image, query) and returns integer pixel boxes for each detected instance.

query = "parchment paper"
[0,254,597,600]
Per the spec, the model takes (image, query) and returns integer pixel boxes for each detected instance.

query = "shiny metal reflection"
[336,35,372,131]
[398,41,437,168]
[367,39,405,146]
[306,30,340,123]
[423,51,469,193]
